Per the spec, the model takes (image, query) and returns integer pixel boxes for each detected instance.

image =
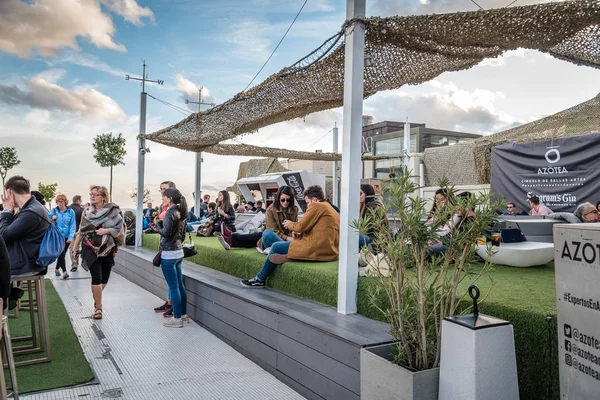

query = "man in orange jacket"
[241,185,339,288]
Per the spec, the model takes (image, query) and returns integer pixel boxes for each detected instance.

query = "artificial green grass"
[143,233,558,399]
[4,280,94,393]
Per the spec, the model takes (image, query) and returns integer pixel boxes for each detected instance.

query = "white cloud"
[477,49,528,67]
[56,51,129,77]
[0,0,153,58]
[226,20,274,61]
[0,0,125,57]
[99,0,155,26]
[0,77,126,120]
[34,68,68,83]
[363,82,519,134]
[368,0,563,17]
[175,74,215,111]
[224,15,344,63]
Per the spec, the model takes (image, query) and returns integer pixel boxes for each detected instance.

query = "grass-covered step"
[142,233,558,399]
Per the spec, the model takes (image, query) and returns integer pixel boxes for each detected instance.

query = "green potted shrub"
[356,172,500,400]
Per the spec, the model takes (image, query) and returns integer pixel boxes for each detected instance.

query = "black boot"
[9,287,25,310]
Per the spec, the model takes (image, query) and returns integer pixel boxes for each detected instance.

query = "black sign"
[282,172,307,212]
[491,133,600,213]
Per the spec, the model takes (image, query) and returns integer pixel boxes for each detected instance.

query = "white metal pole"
[127,60,162,247]
[194,89,202,216]
[332,123,339,206]
[194,153,202,215]
[135,90,146,247]
[337,0,365,315]
[404,118,410,172]
[419,161,425,199]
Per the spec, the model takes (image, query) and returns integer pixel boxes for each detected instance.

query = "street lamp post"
[126,60,163,247]
[185,87,215,216]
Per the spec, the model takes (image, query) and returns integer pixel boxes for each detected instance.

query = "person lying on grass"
[240,185,339,288]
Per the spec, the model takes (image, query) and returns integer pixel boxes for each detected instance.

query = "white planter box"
[361,343,439,400]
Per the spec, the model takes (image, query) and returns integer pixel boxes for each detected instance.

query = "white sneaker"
[255,247,264,254]
[263,247,271,255]
[181,314,190,323]
[163,317,183,328]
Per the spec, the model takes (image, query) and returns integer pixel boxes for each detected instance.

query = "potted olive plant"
[356,172,500,400]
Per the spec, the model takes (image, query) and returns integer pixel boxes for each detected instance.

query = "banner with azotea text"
[491,133,600,213]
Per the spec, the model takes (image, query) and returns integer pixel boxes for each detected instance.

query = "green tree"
[129,187,152,205]
[0,147,21,189]
[92,132,127,200]
[38,182,58,210]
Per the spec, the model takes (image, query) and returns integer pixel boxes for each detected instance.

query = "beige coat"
[256,205,298,249]
[287,201,340,261]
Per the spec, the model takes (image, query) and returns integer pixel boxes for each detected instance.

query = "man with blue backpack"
[0,176,56,277]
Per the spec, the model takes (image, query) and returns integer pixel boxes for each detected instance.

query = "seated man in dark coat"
[0,176,50,277]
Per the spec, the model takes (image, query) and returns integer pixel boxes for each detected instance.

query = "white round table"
[475,242,555,267]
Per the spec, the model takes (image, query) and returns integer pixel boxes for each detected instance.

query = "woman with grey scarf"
[71,186,125,320]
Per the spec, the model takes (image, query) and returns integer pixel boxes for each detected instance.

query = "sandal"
[93,308,103,320]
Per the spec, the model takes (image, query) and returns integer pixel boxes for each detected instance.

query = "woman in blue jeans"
[215,186,299,252]
[155,188,189,328]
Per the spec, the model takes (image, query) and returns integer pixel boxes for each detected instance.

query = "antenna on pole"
[125,60,164,247]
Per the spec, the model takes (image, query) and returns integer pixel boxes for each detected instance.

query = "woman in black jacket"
[359,184,388,251]
[156,188,188,328]
[213,190,236,233]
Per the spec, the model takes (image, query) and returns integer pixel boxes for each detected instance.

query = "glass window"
[375,159,404,179]
[375,137,402,155]
[430,135,447,146]
[375,134,418,155]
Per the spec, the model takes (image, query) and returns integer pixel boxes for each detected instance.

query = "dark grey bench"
[114,246,394,400]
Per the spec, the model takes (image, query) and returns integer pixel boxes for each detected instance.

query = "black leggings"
[89,256,114,285]
[231,232,263,248]
[56,239,70,272]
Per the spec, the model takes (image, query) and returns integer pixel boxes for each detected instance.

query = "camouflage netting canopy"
[142,0,600,161]
[423,93,600,185]
[207,143,397,161]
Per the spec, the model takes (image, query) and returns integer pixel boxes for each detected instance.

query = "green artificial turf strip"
[143,233,559,399]
[4,280,94,393]
[144,234,340,305]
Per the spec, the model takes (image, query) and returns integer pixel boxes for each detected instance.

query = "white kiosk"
[236,170,326,212]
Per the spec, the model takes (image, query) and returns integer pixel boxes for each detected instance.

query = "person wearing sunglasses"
[215,186,299,252]
[504,201,517,216]
[546,202,599,224]
[576,202,600,223]
[241,185,339,288]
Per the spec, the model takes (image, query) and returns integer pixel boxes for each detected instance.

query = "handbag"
[153,250,162,267]
[183,232,197,258]
[501,228,525,243]
[196,223,214,237]
[31,213,66,267]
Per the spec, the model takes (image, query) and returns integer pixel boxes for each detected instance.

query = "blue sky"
[1,0,599,207]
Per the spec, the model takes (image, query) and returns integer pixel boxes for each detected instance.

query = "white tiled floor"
[22,271,304,400]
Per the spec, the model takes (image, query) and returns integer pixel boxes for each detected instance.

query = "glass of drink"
[491,232,501,246]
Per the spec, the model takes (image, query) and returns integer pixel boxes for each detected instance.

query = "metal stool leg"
[2,309,19,399]
[9,275,51,366]
[11,279,38,351]
[36,278,51,359]
[0,337,6,400]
